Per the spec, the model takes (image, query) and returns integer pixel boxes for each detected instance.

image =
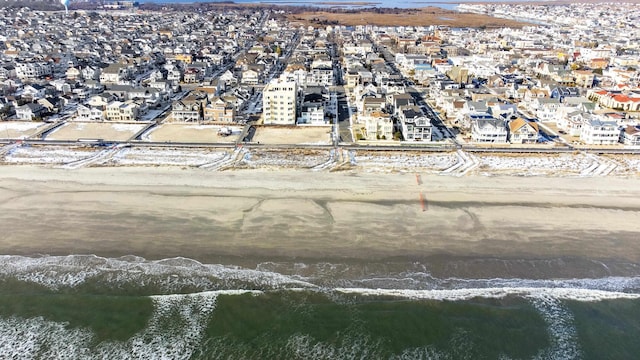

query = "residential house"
[580,118,620,145]
[15,62,52,80]
[100,63,128,84]
[76,104,105,121]
[36,97,61,113]
[308,59,334,86]
[15,103,47,120]
[241,69,260,86]
[81,66,101,81]
[203,97,235,123]
[550,87,580,102]
[535,98,562,122]
[361,96,386,116]
[363,111,393,141]
[557,110,586,137]
[573,70,595,88]
[66,67,81,80]
[183,68,203,84]
[399,107,432,142]
[172,94,206,122]
[387,93,414,115]
[105,100,140,121]
[471,116,508,143]
[88,94,116,109]
[21,84,47,101]
[508,117,539,144]
[621,125,640,146]
[297,92,328,125]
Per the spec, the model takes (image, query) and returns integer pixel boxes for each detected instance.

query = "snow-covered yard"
[0,121,48,139]
[356,152,457,173]
[475,153,593,176]
[2,143,640,177]
[247,149,328,169]
[2,145,97,165]
[107,147,229,167]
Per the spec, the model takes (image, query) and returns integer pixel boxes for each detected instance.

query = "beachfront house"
[172,94,206,123]
[15,103,46,120]
[471,116,508,143]
[399,107,432,142]
[621,125,640,146]
[508,118,539,144]
[580,118,620,145]
[362,112,393,141]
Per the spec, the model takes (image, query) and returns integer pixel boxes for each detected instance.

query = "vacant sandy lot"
[0,121,48,139]
[45,122,145,141]
[252,126,332,145]
[144,124,242,143]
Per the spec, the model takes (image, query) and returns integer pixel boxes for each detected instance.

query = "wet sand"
[1,165,640,277]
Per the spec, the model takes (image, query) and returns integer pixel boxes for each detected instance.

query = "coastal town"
[0,1,639,175]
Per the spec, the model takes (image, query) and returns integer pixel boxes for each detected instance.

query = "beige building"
[262,81,297,125]
[105,101,140,121]
[362,112,393,141]
[204,97,235,123]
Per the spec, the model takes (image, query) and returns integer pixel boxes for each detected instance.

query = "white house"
[399,107,432,142]
[580,118,620,145]
[471,116,508,143]
[15,103,46,120]
[76,104,104,121]
[363,113,393,141]
[241,69,260,86]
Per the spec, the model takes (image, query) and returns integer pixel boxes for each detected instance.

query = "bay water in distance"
[1,254,640,359]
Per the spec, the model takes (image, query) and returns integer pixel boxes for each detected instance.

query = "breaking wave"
[1,255,639,359]
[0,255,313,293]
[0,290,260,360]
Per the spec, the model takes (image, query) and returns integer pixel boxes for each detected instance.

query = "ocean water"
[1,254,639,359]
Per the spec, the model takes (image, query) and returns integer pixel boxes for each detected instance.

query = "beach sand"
[1,165,640,278]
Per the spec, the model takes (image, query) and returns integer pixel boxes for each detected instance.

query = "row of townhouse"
[468,114,538,144]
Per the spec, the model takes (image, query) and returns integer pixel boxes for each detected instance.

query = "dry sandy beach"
[1,165,640,278]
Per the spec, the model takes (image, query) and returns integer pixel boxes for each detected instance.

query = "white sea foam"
[390,347,447,360]
[0,255,314,292]
[0,290,260,360]
[530,295,581,360]
[334,287,640,302]
[286,333,388,360]
[446,276,640,294]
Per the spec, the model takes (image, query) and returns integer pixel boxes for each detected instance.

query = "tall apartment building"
[262,81,297,125]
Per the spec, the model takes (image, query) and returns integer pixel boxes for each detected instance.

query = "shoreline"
[1,165,640,280]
